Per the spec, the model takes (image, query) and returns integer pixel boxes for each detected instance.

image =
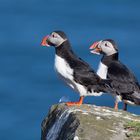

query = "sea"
[0,0,140,139]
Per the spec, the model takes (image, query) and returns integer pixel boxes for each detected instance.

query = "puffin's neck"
[55,40,76,59]
[101,53,119,66]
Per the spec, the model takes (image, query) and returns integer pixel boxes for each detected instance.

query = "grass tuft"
[124,121,140,138]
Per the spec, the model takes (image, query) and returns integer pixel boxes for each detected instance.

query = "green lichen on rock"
[124,121,140,139]
[41,104,140,140]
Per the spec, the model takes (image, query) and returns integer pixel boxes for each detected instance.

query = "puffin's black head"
[41,31,67,47]
[90,39,118,56]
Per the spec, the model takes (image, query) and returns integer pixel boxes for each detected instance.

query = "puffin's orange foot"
[66,101,82,106]
[66,96,84,107]
[114,102,118,110]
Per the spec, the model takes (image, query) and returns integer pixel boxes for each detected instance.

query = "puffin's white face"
[90,40,118,56]
[48,32,66,47]
[98,41,117,56]
[41,32,67,47]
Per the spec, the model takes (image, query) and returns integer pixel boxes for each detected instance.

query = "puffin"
[90,39,140,110]
[41,31,115,106]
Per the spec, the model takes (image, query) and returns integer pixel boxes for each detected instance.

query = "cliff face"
[41,104,140,140]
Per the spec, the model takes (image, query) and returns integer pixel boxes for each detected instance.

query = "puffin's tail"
[131,92,140,105]
[130,83,140,105]
[122,92,140,105]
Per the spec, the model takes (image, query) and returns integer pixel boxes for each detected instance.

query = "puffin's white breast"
[95,61,108,96]
[54,55,87,95]
[54,55,73,80]
[97,61,108,79]
[97,61,123,103]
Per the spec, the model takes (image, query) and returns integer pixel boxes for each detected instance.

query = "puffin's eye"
[105,43,108,46]
[52,34,55,37]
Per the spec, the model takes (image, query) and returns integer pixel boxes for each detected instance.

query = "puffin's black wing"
[67,56,101,86]
[74,67,100,86]
[107,61,140,94]
[71,57,114,93]
[73,65,115,93]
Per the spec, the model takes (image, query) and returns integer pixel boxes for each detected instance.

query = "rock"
[41,104,140,140]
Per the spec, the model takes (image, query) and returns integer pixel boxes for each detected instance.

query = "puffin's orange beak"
[89,41,102,55]
[41,35,50,47]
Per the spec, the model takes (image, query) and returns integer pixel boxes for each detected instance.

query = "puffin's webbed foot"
[66,96,84,106]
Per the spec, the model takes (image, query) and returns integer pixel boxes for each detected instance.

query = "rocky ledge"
[41,104,140,140]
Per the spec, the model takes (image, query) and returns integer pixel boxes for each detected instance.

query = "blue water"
[0,0,140,139]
